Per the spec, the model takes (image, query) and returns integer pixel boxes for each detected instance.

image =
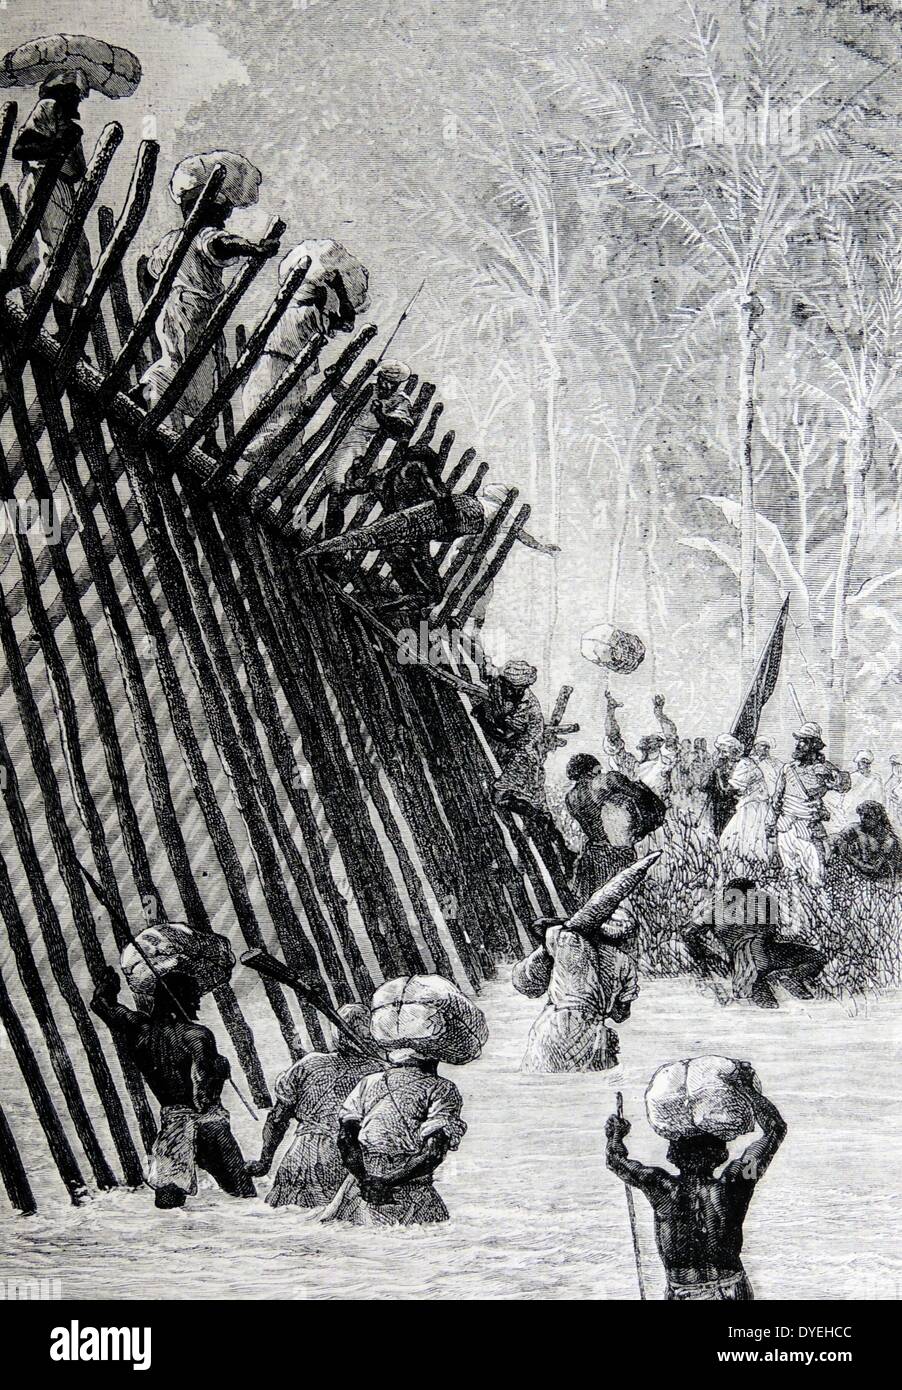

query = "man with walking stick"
[605,1060,786,1300]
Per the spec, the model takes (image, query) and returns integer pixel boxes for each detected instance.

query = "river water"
[1,973,899,1300]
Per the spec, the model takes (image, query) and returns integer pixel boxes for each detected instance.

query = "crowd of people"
[540,690,902,999]
[3,39,888,1302]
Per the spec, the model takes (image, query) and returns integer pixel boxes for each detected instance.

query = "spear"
[374,278,425,371]
[318,277,426,443]
[75,858,258,1120]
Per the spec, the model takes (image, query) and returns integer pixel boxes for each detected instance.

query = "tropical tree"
[784,200,902,751]
[398,81,589,681]
[544,0,894,687]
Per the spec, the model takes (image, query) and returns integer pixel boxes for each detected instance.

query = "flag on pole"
[730,597,790,749]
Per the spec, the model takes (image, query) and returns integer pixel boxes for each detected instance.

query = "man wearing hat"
[12,69,91,326]
[474,658,549,817]
[512,852,659,1071]
[825,749,885,836]
[137,152,280,441]
[751,737,783,796]
[766,724,850,887]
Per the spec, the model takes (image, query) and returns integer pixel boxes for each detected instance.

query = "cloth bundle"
[279,238,370,316]
[370,974,488,1065]
[121,922,235,1010]
[645,1055,760,1141]
[581,622,646,674]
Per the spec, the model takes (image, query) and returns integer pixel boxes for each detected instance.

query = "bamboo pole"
[114,431,353,1028]
[232,518,421,978]
[218,326,378,495]
[0,101,17,184]
[0,413,156,1153]
[0,718,120,1189]
[96,205,140,359]
[0,142,73,293]
[0,965,89,1203]
[0,1102,36,1215]
[394,652,532,951]
[433,448,478,566]
[17,124,123,360]
[298,568,475,985]
[62,389,274,1102]
[103,163,227,395]
[433,487,517,624]
[106,423,330,1046]
[137,217,286,437]
[0,574,146,1182]
[260,341,379,497]
[454,504,531,625]
[7,382,156,903]
[56,141,159,379]
[0,826,115,1188]
[166,253,313,460]
[182,480,375,999]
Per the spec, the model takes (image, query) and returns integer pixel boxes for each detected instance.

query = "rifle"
[75,858,258,1120]
[240,948,386,1062]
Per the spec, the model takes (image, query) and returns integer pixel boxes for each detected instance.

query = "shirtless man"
[605,1067,786,1299]
[90,966,255,1209]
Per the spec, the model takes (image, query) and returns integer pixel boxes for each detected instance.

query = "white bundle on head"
[278,238,370,314]
[120,922,235,1010]
[169,150,262,208]
[645,1056,761,1141]
[370,974,488,1065]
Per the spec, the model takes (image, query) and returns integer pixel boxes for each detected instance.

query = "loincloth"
[667,1269,753,1301]
[146,1103,228,1194]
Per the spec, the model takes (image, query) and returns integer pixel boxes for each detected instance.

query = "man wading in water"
[605,1066,786,1299]
[91,966,256,1209]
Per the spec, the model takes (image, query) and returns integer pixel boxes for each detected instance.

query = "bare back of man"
[91,968,255,1208]
[606,1070,786,1299]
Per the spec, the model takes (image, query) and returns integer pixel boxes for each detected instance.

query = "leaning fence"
[0,112,573,1211]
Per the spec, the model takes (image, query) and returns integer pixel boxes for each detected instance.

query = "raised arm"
[511,942,555,998]
[604,689,626,752]
[605,1115,669,1195]
[652,694,679,749]
[208,231,281,262]
[89,967,144,1037]
[724,1069,787,1184]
